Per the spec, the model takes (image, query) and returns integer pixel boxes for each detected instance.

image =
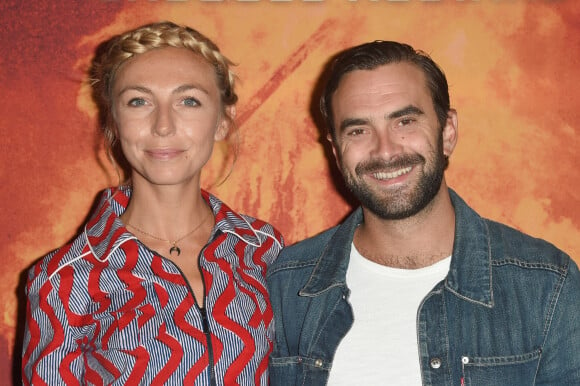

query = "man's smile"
[372,166,413,180]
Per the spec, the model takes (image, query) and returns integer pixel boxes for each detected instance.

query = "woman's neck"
[120,179,212,240]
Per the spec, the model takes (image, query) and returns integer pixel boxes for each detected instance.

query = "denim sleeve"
[536,256,580,384]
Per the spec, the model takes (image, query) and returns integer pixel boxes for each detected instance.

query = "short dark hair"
[320,41,450,141]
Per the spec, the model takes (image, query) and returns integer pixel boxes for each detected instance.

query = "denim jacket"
[267,190,580,385]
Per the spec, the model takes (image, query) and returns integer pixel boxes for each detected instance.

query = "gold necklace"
[126,211,212,257]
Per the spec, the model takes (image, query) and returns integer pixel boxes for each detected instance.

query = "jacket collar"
[300,208,363,296]
[445,189,493,307]
[300,189,493,306]
[84,186,263,263]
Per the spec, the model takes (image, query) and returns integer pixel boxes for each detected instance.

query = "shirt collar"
[204,190,263,247]
[300,189,494,306]
[84,186,263,262]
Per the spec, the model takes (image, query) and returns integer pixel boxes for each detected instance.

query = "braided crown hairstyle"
[89,21,238,160]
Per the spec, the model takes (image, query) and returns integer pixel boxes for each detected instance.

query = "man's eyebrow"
[386,105,424,120]
[339,117,370,132]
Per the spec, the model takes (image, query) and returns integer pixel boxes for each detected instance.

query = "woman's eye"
[128,98,147,107]
[182,97,200,107]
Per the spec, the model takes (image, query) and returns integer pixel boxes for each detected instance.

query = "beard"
[341,136,447,220]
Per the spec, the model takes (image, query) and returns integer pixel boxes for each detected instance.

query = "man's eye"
[182,97,200,107]
[128,98,146,107]
[399,118,415,126]
[348,128,365,136]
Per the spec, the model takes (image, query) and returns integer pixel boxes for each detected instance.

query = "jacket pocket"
[461,349,541,386]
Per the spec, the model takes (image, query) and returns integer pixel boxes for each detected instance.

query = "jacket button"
[430,357,442,369]
[314,359,323,368]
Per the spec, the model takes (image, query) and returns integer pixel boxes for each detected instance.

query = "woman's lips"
[145,148,184,160]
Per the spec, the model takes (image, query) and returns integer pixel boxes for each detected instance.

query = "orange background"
[1,0,579,383]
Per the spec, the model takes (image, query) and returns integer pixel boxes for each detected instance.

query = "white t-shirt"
[327,243,451,385]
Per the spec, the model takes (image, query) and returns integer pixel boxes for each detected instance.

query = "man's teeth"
[373,166,412,180]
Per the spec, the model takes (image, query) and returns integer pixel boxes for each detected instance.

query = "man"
[267,41,580,385]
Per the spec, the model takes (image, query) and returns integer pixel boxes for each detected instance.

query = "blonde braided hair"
[89,21,238,171]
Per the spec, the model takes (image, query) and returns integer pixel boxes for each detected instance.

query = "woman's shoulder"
[236,213,285,250]
[205,191,284,247]
[26,233,89,292]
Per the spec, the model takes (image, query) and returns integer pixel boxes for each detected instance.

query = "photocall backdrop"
[1,0,578,382]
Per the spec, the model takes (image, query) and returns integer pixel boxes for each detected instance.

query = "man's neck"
[354,186,456,269]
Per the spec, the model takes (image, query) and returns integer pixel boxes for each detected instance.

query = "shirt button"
[430,357,442,369]
[314,359,323,368]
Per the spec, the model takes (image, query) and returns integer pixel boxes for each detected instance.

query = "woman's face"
[112,47,230,188]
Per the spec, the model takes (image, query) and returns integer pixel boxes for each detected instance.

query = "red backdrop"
[1,0,579,383]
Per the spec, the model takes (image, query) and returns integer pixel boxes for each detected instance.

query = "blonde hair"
[89,21,238,178]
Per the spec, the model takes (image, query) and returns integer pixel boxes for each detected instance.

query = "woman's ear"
[215,105,236,141]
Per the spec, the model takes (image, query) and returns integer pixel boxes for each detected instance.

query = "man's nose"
[371,129,403,158]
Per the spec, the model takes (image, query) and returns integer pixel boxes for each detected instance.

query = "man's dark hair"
[320,41,450,141]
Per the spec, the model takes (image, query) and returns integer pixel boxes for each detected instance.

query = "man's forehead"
[335,67,424,105]
[332,65,429,110]
[338,62,426,89]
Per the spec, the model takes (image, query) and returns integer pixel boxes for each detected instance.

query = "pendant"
[169,245,181,257]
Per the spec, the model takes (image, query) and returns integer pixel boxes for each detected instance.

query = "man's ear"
[442,109,458,157]
[215,105,236,141]
[327,132,341,169]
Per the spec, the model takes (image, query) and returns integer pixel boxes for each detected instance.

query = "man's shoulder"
[484,218,571,269]
[451,189,571,269]
[284,225,341,253]
[268,225,340,274]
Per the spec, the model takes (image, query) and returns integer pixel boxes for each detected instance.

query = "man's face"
[330,62,457,220]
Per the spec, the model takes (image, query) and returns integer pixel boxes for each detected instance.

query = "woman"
[22,21,283,385]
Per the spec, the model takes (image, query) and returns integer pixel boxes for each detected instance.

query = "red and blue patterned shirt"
[23,186,283,385]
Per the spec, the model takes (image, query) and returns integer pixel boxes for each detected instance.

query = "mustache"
[355,154,425,175]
